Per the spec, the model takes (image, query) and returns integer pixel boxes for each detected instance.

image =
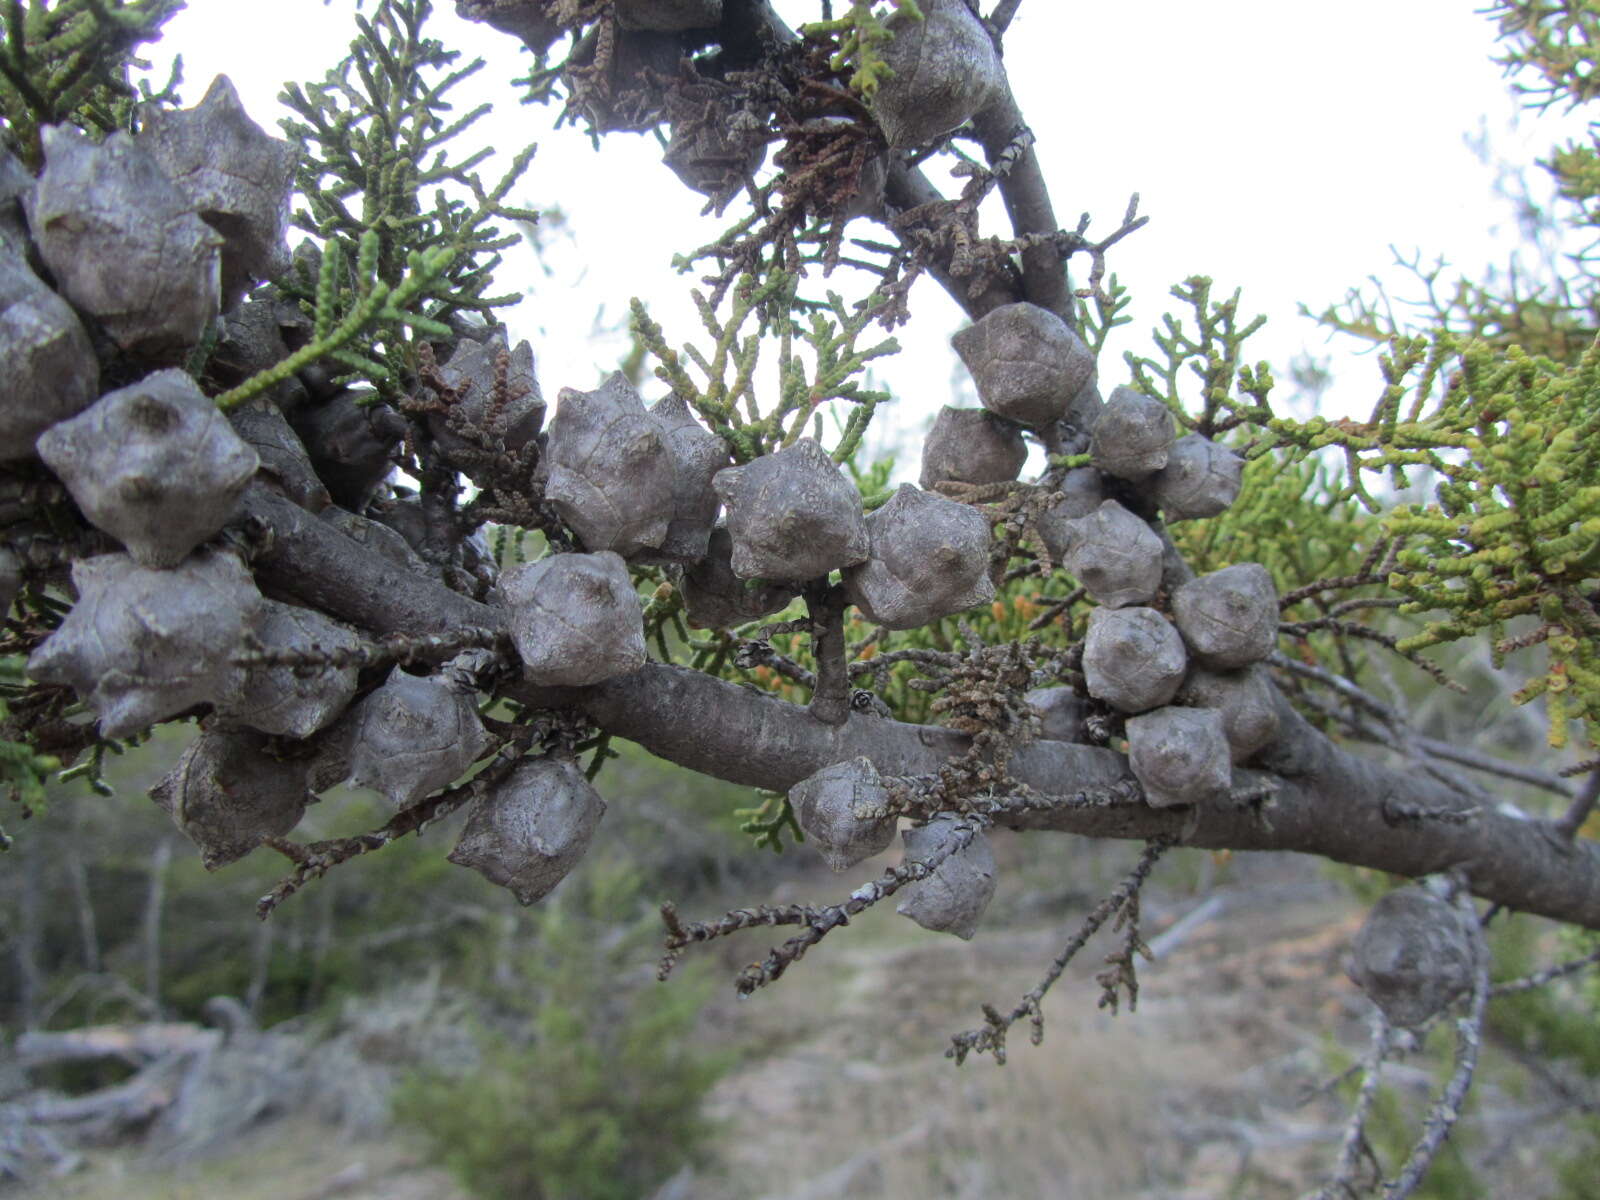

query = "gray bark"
[244,499,1600,931]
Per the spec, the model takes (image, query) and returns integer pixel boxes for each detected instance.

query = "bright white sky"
[147,0,1588,468]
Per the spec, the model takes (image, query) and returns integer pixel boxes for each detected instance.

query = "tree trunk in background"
[65,846,100,975]
[307,882,337,1012]
[492,911,517,990]
[14,845,42,1030]
[246,916,274,1019]
[141,840,172,1019]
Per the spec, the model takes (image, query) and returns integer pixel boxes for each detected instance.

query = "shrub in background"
[391,859,730,1200]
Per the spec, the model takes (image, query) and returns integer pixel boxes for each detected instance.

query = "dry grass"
[678,841,1364,1200]
[26,841,1467,1200]
[37,1117,463,1200]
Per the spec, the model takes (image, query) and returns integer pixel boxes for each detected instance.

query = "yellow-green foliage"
[801,1,924,98]
[630,266,897,464]
[0,0,185,169]
[1125,276,1273,438]
[1173,451,1377,591]
[1254,333,1600,749]
[267,0,539,399]
[1128,272,1599,752]
[1492,1,1600,235]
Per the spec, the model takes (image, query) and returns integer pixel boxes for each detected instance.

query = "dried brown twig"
[948,838,1172,1065]
[1382,905,1491,1200]
[1304,887,1491,1200]
[235,626,507,674]
[657,816,986,994]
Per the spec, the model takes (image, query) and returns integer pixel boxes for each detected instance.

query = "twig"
[1307,1010,1392,1200]
[1490,944,1600,997]
[1554,765,1600,840]
[1273,652,1401,724]
[1278,618,1465,693]
[257,729,537,918]
[736,639,816,690]
[947,838,1171,1064]
[1279,541,1393,608]
[1094,888,1150,1015]
[1381,899,1491,1199]
[1414,736,1571,800]
[987,0,1025,39]
[1272,652,1574,798]
[804,582,850,726]
[657,817,985,993]
[1028,585,1085,632]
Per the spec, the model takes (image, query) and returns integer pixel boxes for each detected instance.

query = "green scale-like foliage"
[1119,271,1600,753]
[261,0,539,401]
[1261,335,1600,750]
[1492,2,1600,235]
[801,0,925,98]
[0,0,184,169]
[631,265,897,465]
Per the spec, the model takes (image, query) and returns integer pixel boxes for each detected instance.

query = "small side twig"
[1489,944,1600,997]
[805,582,851,726]
[658,816,985,994]
[1308,1010,1393,1200]
[1553,765,1600,840]
[735,638,816,690]
[947,838,1171,1064]
[1094,888,1151,1015]
[257,728,537,918]
[987,0,1026,39]
[1272,652,1573,799]
[1381,897,1491,1200]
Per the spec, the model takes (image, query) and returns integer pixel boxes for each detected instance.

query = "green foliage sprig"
[630,266,897,463]
[1124,275,1273,439]
[272,0,538,398]
[0,654,56,837]
[0,0,184,169]
[1132,265,1600,749]
[1240,328,1600,748]
[1075,271,1135,361]
[215,229,458,409]
[1490,0,1600,257]
[1174,451,1377,591]
[1491,0,1600,113]
[734,789,803,852]
[801,0,923,98]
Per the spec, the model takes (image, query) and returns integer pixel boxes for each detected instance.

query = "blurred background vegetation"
[3,0,1600,1197]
